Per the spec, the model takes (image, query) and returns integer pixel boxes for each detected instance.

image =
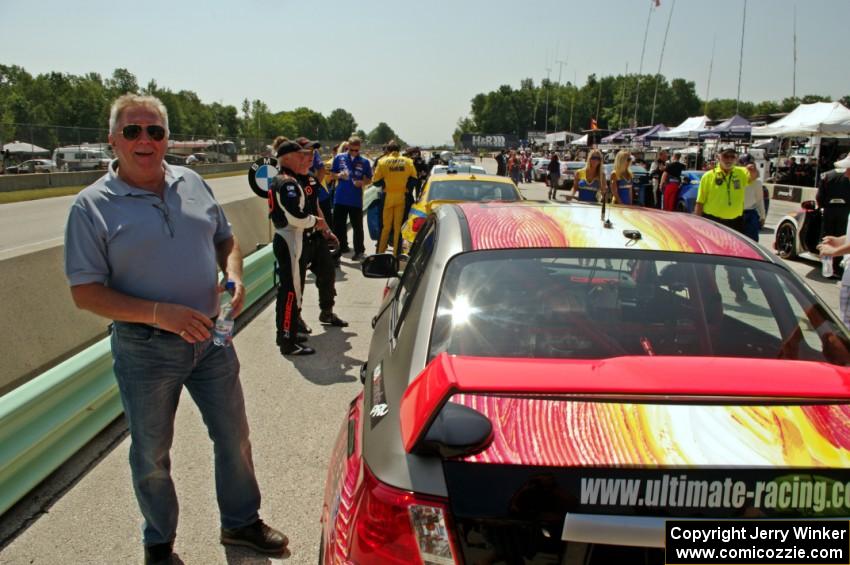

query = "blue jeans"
[742,209,761,242]
[111,322,261,545]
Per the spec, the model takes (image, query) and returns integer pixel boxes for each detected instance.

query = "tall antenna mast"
[735,0,748,115]
[704,35,716,116]
[569,71,576,133]
[596,80,602,125]
[633,0,654,126]
[555,57,567,131]
[792,4,797,99]
[619,63,629,129]
[651,0,676,125]
[544,66,552,134]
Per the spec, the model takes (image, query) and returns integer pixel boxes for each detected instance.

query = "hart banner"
[459,133,520,150]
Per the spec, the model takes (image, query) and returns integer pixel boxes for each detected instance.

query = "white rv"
[52,145,112,172]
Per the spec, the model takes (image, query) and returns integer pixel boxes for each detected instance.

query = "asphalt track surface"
[0,174,251,260]
[0,162,841,564]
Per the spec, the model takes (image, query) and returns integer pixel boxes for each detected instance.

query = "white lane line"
[0,236,65,254]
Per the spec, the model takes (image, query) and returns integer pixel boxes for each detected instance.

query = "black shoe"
[144,542,174,565]
[281,343,316,356]
[221,519,288,555]
[277,334,307,347]
[319,311,349,327]
[339,246,351,253]
[351,252,365,261]
[298,318,312,334]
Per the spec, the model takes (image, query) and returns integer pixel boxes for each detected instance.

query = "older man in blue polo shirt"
[331,135,372,260]
[64,94,286,565]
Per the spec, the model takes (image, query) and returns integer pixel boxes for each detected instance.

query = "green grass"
[0,170,246,204]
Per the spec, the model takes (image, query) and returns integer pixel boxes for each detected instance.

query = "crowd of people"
[60,91,850,565]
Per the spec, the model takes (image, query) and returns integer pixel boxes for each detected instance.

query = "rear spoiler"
[424,199,462,214]
[399,353,850,457]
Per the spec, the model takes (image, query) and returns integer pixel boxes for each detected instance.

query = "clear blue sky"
[1,0,846,145]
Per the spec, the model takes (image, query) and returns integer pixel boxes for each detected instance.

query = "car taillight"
[412,217,426,233]
[350,465,458,565]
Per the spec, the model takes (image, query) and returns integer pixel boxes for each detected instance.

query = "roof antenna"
[600,189,613,229]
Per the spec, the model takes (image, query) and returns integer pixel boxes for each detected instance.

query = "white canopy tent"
[545,131,580,145]
[2,141,50,155]
[752,102,850,183]
[569,134,589,146]
[751,102,850,137]
[657,116,709,139]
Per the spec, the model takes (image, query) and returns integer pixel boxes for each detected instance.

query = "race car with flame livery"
[320,200,850,565]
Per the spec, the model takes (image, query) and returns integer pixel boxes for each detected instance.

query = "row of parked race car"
[319,159,850,565]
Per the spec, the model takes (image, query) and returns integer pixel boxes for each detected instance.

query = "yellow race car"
[401,172,522,251]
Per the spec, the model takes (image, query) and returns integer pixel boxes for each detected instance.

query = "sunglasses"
[349,148,361,153]
[590,156,601,161]
[121,124,166,141]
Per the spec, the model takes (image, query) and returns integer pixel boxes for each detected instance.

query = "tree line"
[454,73,850,144]
[0,65,405,151]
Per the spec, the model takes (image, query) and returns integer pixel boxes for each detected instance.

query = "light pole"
[216,123,221,162]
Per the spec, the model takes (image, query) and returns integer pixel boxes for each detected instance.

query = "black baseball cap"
[295,137,321,149]
[276,140,311,157]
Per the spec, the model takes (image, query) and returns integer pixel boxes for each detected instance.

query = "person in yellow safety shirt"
[373,139,418,255]
[695,144,750,233]
[694,144,752,304]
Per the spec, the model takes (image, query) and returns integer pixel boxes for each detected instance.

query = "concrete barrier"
[0,196,271,395]
[0,162,249,193]
[0,173,62,191]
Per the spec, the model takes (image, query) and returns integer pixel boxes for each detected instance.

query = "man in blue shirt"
[331,136,372,260]
[64,94,287,564]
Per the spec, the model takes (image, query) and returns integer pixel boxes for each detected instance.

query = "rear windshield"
[429,249,850,365]
[428,180,520,202]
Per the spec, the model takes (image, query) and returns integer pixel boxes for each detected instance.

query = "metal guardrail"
[0,161,250,193]
[0,244,276,516]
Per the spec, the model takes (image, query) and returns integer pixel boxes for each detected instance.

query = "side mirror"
[801,200,817,211]
[361,253,400,278]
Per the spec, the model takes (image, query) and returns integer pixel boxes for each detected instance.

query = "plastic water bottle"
[822,255,834,278]
[212,280,236,347]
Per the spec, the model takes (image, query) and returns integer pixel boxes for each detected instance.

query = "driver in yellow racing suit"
[372,139,418,256]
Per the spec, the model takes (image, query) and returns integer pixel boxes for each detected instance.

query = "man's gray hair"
[109,93,170,135]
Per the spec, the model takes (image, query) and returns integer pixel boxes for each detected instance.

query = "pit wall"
[0,162,248,192]
[0,196,271,395]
